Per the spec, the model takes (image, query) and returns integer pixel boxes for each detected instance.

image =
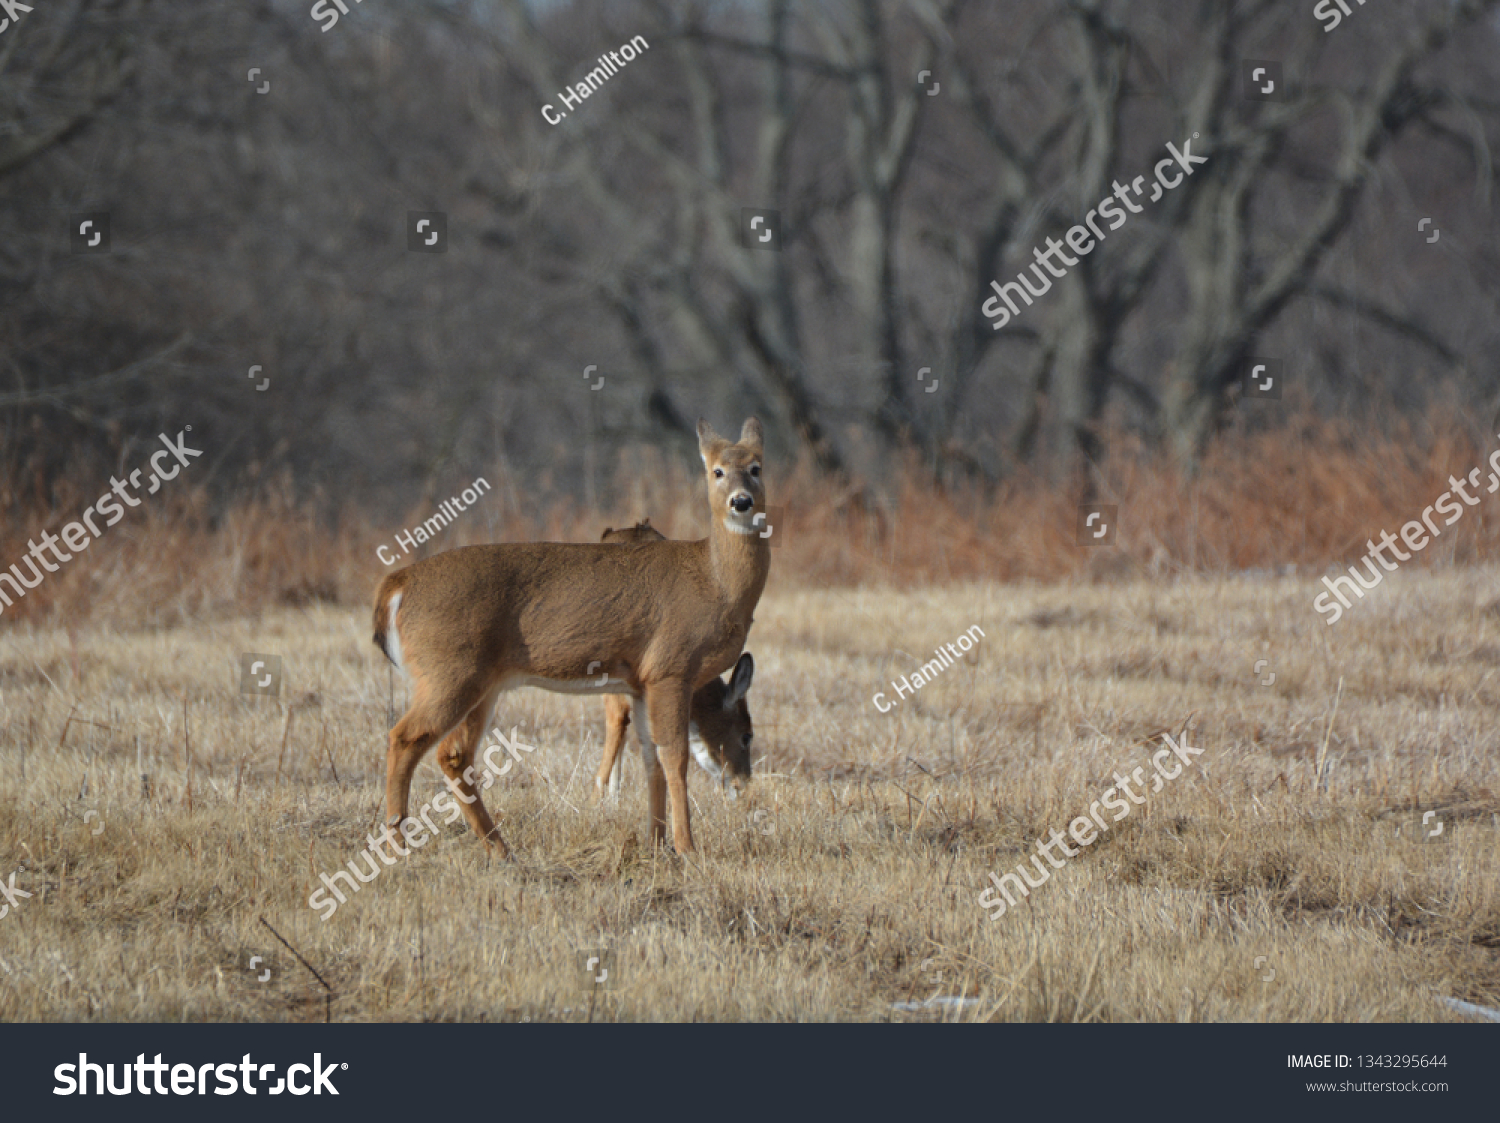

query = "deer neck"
[707,514,770,619]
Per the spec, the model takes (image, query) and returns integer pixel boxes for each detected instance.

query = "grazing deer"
[596,520,755,801]
[371,419,771,855]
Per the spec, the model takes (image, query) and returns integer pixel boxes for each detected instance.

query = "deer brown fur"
[371,419,770,855]
[597,520,754,800]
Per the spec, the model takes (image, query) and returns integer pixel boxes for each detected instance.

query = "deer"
[371,418,771,856]
[596,520,754,802]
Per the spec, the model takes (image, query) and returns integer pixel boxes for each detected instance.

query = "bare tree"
[5,0,1500,511]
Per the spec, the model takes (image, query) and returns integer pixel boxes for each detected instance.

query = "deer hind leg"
[595,695,631,805]
[386,678,501,853]
[633,701,668,849]
[645,681,695,854]
[433,688,510,857]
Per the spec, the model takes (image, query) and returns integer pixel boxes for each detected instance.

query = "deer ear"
[739,418,764,453]
[698,419,726,467]
[601,527,614,540]
[724,652,754,708]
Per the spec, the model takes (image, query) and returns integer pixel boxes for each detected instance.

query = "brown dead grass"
[5,411,1500,629]
[0,570,1497,1022]
[2,412,1498,1020]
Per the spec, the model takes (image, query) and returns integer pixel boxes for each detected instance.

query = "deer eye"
[749,464,760,477]
[713,468,724,478]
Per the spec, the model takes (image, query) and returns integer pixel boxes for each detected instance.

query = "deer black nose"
[730,494,753,514]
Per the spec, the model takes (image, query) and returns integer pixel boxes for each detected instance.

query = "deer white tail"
[384,593,404,669]
[372,572,410,669]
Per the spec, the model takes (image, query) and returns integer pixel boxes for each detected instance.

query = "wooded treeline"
[3,0,1499,520]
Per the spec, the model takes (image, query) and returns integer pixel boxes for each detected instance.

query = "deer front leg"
[633,703,668,848]
[645,681,695,854]
[595,695,631,805]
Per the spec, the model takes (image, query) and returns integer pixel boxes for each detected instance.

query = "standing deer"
[596,520,754,801]
[371,418,771,855]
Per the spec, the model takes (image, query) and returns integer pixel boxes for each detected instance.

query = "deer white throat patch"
[687,722,723,782]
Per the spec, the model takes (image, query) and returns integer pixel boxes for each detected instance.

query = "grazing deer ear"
[601,527,614,541]
[725,652,754,708]
[739,418,764,453]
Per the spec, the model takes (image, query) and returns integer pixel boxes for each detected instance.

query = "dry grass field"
[1,566,1498,1022]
